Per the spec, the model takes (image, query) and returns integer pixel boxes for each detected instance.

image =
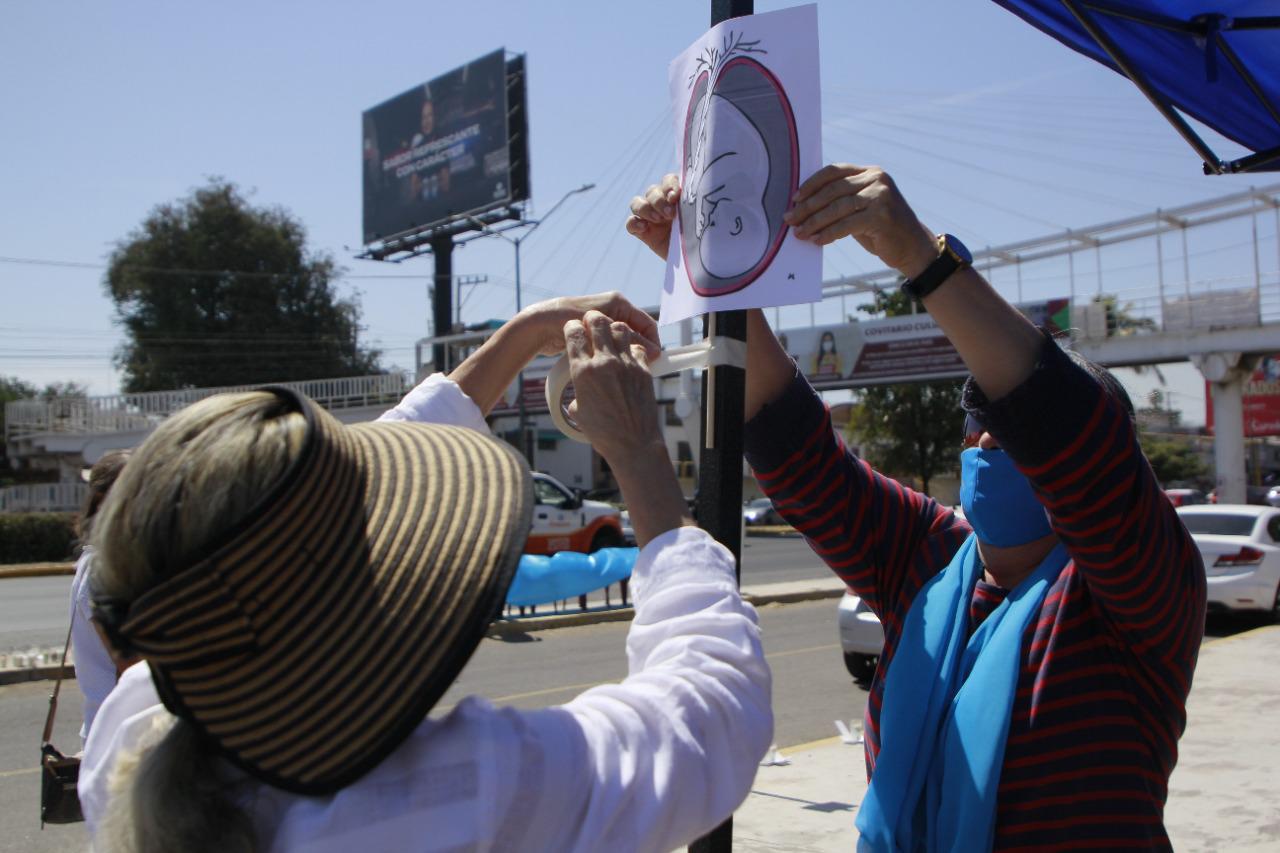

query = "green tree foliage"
[845,288,963,496]
[1139,431,1207,486]
[105,180,381,392]
[1135,400,1207,486]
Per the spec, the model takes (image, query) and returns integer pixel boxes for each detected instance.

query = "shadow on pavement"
[1204,610,1275,639]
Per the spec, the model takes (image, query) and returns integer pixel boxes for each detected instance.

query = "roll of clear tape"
[544,338,747,443]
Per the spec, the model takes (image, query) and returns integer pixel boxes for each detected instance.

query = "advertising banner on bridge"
[1206,354,1280,437]
[777,297,1070,388]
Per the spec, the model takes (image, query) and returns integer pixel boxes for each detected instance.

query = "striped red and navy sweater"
[744,334,1206,851]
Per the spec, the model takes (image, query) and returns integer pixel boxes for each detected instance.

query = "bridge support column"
[1192,351,1256,504]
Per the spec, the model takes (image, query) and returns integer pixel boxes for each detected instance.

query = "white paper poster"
[661,3,822,325]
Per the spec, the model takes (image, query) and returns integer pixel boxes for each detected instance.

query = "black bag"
[40,743,83,825]
[40,621,84,827]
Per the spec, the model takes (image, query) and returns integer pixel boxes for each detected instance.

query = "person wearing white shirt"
[80,293,773,853]
[68,449,131,742]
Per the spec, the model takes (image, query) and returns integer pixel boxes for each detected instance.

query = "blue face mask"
[959,447,1053,547]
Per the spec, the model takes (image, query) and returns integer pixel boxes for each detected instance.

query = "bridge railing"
[5,373,411,441]
[0,482,88,513]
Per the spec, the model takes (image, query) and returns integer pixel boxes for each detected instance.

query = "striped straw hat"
[95,387,532,795]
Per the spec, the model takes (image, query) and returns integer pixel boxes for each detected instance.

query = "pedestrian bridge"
[3,374,408,507]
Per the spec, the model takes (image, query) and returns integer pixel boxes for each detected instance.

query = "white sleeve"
[377,374,490,433]
[70,551,119,741]
[490,526,773,853]
[78,663,164,835]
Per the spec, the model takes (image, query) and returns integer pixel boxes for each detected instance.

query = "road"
[0,533,831,652]
[0,596,865,853]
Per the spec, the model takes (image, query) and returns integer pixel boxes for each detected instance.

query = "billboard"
[1205,354,1280,437]
[776,298,1071,388]
[362,50,529,244]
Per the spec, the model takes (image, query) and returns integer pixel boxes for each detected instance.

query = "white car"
[1177,505,1280,618]
[837,591,884,681]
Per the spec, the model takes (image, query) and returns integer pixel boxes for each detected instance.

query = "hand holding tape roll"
[546,337,747,443]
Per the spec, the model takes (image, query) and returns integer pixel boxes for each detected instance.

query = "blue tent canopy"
[992,1,1280,173]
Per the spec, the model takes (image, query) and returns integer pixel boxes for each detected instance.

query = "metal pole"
[1182,226,1191,302]
[1251,188,1261,294]
[515,237,535,466]
[1156,210,1165,329]
[1067,238,1076,304]
[690,2,752,852]
[431,235,454,374]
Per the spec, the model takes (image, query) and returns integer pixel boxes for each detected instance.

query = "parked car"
[837,591,884,681]
[618,508,636,546]
[1165,488,1207,507]
[527,472,625,554]
[743,497,783,527]
[1177,504,1280,618]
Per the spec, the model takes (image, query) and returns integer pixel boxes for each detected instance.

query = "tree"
[0,377,38,462]
[845,288,963,496]
[1139,431,1207,486]
[105,180,381,392]
[1134,398,1208,487]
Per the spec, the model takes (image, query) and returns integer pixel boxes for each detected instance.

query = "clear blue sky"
[2,0,1271,423]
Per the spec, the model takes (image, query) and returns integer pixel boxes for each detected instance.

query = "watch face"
[945,234,972,265]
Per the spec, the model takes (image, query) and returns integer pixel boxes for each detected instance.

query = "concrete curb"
[0,562,74,579]
[0,665,74,687]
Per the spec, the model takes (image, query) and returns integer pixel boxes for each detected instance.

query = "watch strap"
[902,235,969,301]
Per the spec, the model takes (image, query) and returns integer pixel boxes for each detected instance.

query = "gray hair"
[91,390,307,853]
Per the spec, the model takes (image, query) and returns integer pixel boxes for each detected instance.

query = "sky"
[3,0,1275,425]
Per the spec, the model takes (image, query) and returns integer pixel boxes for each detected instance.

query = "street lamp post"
[472,183,595,464]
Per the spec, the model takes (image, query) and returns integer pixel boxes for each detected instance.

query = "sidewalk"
[733,624,1280,852]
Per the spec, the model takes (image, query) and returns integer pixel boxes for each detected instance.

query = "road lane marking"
[0,766,38,779]
[779,734,845,753]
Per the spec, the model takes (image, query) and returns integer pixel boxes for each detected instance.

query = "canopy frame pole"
[1059,0,1226,174]
[1071,1,1280,174]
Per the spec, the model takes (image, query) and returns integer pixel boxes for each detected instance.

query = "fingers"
[785,167,882,232]
[791,193,861,240]
[791,163,871,205]
[584,310,616,357]
[604,294,661,350]
[563,318,590,362]
[629,174,681,222]
[660,173,680,201]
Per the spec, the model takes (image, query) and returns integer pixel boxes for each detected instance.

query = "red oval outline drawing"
[679,56,799,298]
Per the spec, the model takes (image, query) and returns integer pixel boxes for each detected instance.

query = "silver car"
[837,591,883,681]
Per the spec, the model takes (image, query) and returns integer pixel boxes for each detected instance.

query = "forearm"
[525,528,771,853]
[745,309,797,421]
[913,266,1044,402]
[446,312,543,416]
[611,443,695,547]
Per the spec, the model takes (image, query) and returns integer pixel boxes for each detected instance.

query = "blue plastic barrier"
[506,547,639,608]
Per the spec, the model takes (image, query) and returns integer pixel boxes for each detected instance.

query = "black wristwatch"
[901,234,972,302]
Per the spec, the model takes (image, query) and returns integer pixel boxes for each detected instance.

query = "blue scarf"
[855,535,1069,853]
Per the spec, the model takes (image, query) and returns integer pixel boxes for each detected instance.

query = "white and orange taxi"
[526,472,626,555]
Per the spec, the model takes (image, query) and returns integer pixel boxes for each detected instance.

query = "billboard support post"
[691,5,751,853]
[431,235,454,373]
